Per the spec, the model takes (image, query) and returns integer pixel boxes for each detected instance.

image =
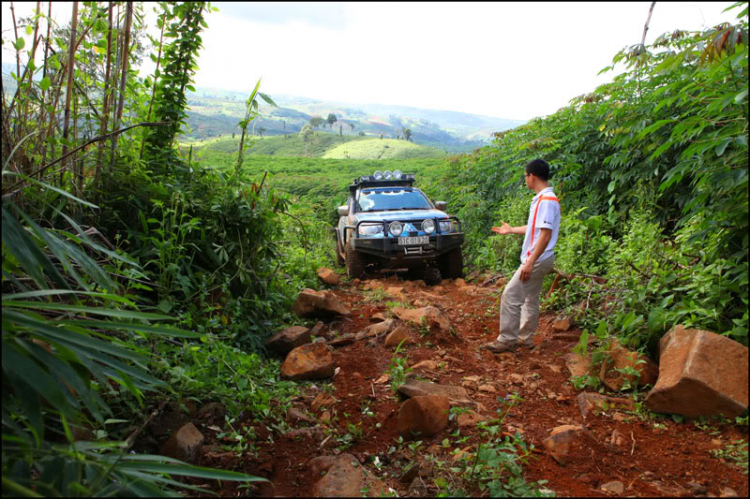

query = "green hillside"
[183,131,445,165]
[322,138,445,159]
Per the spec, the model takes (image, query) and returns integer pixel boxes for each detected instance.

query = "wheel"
[438,247,463,279]
[335,234,345,266]
[423,266,442,286]
[345,240,366,279]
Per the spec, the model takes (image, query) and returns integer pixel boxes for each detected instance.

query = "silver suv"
[335,170,464,282]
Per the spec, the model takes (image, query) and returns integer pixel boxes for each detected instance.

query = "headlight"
[439,221,453,233]
[373,171,383,180]
[389,221,403,236]
[358,224,383,236]
[422,219,435,234]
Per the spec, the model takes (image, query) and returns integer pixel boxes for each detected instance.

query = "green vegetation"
[322,138,445,159]
[422,5,748,351]
[182,132,445,162]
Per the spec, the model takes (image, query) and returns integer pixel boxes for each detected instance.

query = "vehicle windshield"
[357,188,432,212]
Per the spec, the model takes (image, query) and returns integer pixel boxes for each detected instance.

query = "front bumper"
[351,232,464,261]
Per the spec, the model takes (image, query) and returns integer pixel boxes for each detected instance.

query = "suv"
[335,170,464,282]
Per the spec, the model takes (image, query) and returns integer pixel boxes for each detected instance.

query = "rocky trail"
[145,273,748,497]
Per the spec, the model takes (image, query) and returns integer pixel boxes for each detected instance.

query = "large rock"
[160,423,205,463]
[398,395,450,439]
[564,352,594,378]
[280,343,335,381]
[354,319,395,340]
[384,326,415,348]
[293,289,351,318]
[317,267,340,286]
[264,326,311,356]
[599,338,658,391]
[391,306,452,334]
[645,326,748,418]
[541,425,588,465]
[397,379,473,406]
[310,454,389,497]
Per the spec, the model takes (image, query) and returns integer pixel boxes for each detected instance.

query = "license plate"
[398,236,429,245]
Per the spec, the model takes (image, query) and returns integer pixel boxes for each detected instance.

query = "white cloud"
[3,1,740,120]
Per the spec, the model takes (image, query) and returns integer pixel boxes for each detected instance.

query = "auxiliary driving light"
[422,219,435,234]
[384,170,393,180]
[373,171,384,180]
[393,170,403,179]
[389,221,404,237]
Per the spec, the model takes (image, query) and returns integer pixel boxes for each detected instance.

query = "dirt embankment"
[166,276,749,497]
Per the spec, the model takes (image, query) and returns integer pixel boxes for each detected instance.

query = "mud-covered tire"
[335,234,345,266]
[439,247,463,279]
[345,241,366,279]
[423,266,442,286]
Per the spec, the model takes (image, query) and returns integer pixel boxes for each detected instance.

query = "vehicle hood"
[354,209,448,222]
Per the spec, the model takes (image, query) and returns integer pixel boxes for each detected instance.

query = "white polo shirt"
[520,187,560,265]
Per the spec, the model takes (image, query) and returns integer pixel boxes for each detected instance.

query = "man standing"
[482,159,561,353]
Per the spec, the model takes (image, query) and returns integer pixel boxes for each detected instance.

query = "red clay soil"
[180,276,748,497]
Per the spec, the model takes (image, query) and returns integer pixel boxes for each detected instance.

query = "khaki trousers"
[497,255,555,346]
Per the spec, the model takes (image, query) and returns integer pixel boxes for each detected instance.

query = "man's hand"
[491,222,512,235]
[519,260,534,282]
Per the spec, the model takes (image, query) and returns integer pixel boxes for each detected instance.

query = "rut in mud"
[162,276,748,497]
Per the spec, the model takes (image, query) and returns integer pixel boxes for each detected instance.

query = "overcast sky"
[1,2,740,120]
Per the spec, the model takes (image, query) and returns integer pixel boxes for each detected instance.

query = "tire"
[439,247,464,279]
[345,240,366,279]
[423,266,442,286]
[335,234,345,266]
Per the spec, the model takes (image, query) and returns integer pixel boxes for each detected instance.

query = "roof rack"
[349,174,416,193]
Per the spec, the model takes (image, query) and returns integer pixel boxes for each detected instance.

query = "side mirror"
[338,205,349,217]
[435,201,447,211]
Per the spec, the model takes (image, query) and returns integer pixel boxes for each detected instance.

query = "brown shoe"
[482,341,516,353]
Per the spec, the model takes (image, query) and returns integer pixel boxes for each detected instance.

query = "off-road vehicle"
[334,170,464,283]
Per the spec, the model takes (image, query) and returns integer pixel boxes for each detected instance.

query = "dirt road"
[198,276,749,497]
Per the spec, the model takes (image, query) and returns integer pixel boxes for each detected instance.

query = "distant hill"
[186,86,525,153]
[183,132,446,166]
[322,139,444,160]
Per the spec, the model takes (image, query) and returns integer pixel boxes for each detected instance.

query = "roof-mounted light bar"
[355,172,415,184]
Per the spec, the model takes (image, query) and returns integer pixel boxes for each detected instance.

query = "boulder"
[599,339,658,391]
[541,425,585,465]
[398,395,450,439]
[386,286,406,300]
[398,379,474,407]
[553,318,572,332]
[160,423,205,463]
[384,326,415,348]
[281,343,335,381]
[391,306,452,335]
[355,319,395,340]
[564,352,594,378]
[310,454,389,497]
[293,289,351,318]
[454,278,467,287]
[264,325,311,356]
[317,267,340,286]
[645,326,748,418]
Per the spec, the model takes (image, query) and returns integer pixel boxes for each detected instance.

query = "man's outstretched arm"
[491,222,526,235]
